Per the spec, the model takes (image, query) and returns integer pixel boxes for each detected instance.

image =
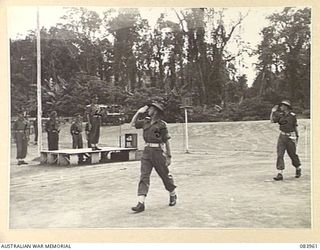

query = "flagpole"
[37,6,43,155]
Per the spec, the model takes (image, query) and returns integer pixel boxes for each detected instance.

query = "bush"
[237,97,273,120]
[188,106,222,122]
[242,116,260,121]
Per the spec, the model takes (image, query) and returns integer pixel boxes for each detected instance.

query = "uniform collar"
[150,118,161,125]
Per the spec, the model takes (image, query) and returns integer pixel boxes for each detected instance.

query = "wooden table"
[40,147,138,166]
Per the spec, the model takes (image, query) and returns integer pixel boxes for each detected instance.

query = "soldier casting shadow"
[270,100,302,181]
[130,101,177,213]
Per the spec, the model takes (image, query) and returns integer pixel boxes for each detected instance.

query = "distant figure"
[86,95,102,150]
[70,113,84,163]
[270,100,301,181]
[33,117,38,145]
[13,110,29,165]
[130,101,177,213]
[45,111,60,150]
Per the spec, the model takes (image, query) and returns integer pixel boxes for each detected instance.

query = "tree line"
[10,7,311,122]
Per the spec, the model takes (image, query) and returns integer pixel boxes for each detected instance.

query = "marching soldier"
[45,110,60,150]
[70,113,84,163]
[13,110,29,165]
[86,95,102,150]
[270,100,301,181]
[130,101,177,213]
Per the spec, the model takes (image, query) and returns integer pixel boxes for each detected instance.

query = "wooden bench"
[40,147,138,166]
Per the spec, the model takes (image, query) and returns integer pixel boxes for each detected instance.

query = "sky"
[7,6,287,86]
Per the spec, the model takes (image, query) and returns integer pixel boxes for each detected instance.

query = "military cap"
[149,101,165,112]
[280,100,292,108]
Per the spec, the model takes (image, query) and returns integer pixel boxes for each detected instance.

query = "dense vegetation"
[10,7,311,122]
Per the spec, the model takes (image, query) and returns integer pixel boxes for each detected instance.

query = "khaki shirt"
[12,118,29,141]
[135,117,171,143]
[70,121,83,135]
[13,119,29,136]
[13,119,28,131]
[273,111,298,133]
[86,104,102,118]
[45,119,60,133]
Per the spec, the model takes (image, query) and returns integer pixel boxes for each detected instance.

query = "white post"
[36,7,43,155]
[119,118,122,147]
[184,108,189,153]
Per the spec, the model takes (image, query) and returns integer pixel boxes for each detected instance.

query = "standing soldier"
[270,100,301,181]
[70,113,84,163]
[45,110,60,150]
[86,95,102,150]
[13,110,29,165]
[130,101,177,213]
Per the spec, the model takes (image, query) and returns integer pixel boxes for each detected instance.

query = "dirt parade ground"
[9,119,311,228]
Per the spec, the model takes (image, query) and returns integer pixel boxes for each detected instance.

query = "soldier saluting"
[270,100,301,181]
[130,101,177,213]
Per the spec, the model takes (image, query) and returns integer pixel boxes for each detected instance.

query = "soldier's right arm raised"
[270,105,280,123]
[130,105,148,128]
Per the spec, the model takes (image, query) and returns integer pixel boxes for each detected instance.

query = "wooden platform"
[40,147,138,166]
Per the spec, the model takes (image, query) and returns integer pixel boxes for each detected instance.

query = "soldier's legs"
[21,138,28,159]
[47,133,51,150]
[89,119,96,145]
[89,129,96,145]
[286,138,301,168]
[77,134,84,162]
[90,119,100,145]
[72,135,77,149]
[78,134,83,148]
[276,135,286,170]
[153,151,176,192]
[16,134,23,159]
[16,134,28,164]
[72,134,83,149]
[34,129,38,143]
[137,157,153,196]
[96,123,100,144]
[48,133,58,150]
[52,133,59,150]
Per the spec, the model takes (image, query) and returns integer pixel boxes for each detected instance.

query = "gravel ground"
[9,119,311,228]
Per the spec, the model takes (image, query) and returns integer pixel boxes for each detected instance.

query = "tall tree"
[254,7,311,107]
[107,8,143,91]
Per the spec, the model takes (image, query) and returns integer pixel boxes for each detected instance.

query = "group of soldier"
[12,94,103,165]
[12,97,302,213]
